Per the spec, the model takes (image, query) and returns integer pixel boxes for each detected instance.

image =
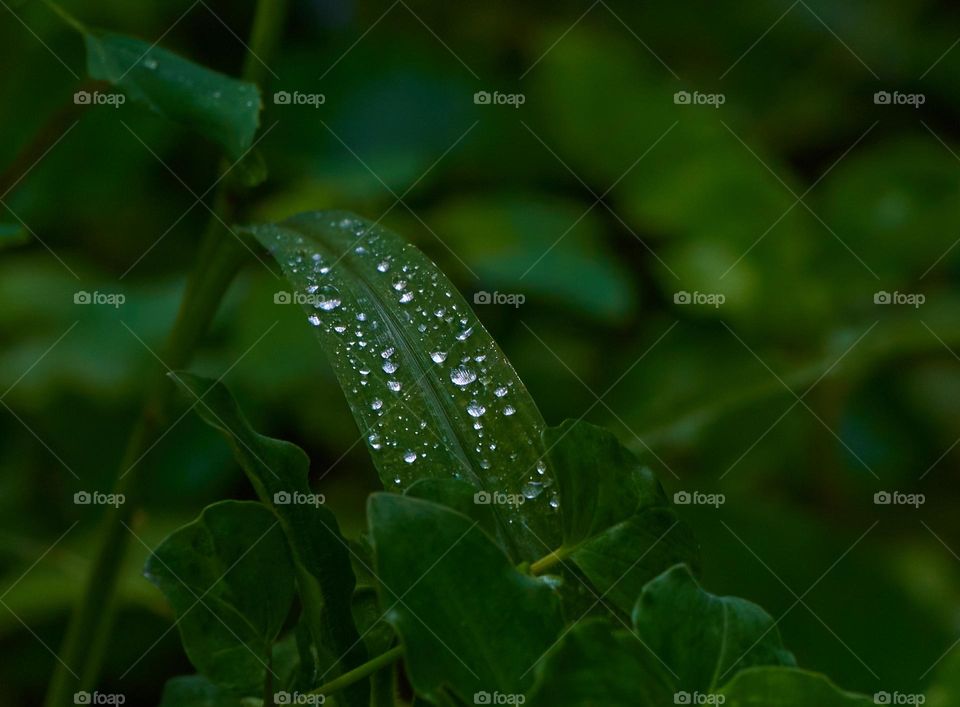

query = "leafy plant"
[9,2,954,706]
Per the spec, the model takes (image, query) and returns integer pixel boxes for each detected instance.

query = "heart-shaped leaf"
[539,420,699,614]
[242,211,562,561]
[526,620,674,707]
[632,564,795,693]
[719,667,874,706]
[145,500,295,693]
[367,493,564,704]
[84,32,261,159]
[170,373,368,707]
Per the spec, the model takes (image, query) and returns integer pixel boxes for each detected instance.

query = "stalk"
[42,2,287,704]
[309,646,405,699]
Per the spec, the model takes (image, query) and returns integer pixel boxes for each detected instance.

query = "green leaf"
[632,564,795,693]
[84,32,261,159]
[367,493,564,704]
[719,667,874,706]
[145,500,295,693]
[526,620,674,707]
[170,373,368,707]
[242,211,562,561]
[158,674,259,707]
[404,478,501,543]
[540,420,699,614]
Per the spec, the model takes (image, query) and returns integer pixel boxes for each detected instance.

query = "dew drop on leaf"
[467,401,486,417]
[450,366,477,386]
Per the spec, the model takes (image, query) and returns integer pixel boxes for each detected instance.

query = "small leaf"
[632,564,795,692]
[242,211,562,561]
[526,620,674,707]
[719,667,874,706]
[542,420,699,614]
[170,373,368,707]
[145,500,295,693]
[368,493,564,704]
[84,32,261,159]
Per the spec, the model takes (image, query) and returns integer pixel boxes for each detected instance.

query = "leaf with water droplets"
[84,32,261,159]
[242,211,560,560]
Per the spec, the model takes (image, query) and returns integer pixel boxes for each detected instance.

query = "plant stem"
[42,1,287,704]
[529,546,570,576]
[309,646,405,698]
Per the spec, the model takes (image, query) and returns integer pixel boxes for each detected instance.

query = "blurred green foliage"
[3,0,960,703]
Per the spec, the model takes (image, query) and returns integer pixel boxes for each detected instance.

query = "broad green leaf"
[368,493,564,704]
[158,674,259,707]
[719,667,874,706]
[526,620,674,707]
[542,420,699,614]
[632,564,795,693]
[242,211,561,561]
[84,32,261,159]
[170,373,368,707]
[145,500,295,693]
[404,478,500,543]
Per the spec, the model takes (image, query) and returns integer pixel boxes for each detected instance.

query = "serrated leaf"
[242,211,561,561]
[84,32,261,159]
[367,493,564,704]
[170,373,368,707]
[542,420,699,614]
[719,667,874,706]
[526,620,674,707]
[632,564,795,693]
[145,500,295,693]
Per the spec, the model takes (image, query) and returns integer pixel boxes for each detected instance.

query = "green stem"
[529,546,570,576]
[42,1,286,704]
[310,646,405,698]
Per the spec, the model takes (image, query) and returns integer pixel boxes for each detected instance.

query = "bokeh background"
[3,0,960,703]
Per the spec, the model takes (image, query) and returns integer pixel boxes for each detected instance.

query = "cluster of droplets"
[272,216,556,507]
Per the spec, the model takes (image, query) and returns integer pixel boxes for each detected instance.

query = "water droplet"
[381,347,395,359]
[315,286,341,311]
[387,380,401,392]
[307,314,321,326]
[403,451,417,463]
[399,291,414,303]
[456,326,474,341]
[503,405,516,416]
[377,260,390,272]
[431,351,448,363]
[334,325,347,333]
[356,312,367,321]
[549,494,560,509]
[467,401,486,417]
[450,366,477,386]
[522,481,544,499]
[368,434,382,450]
[371,399,383,410]
[392,278,407,291]
[494,386,508,397]
[383,361,399,374]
